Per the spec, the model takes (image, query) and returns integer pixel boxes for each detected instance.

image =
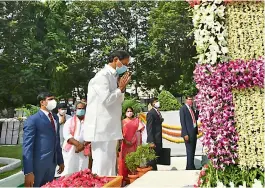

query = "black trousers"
[148,143,162,171]
[184,133,197,170]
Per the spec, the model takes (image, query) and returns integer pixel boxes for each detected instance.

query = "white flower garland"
[232,87,264,169]
[193,0,229,65]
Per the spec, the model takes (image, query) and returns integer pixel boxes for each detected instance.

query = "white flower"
[209,37,216,44]
[214,0,223,5]
[216,181,226,188]
[198,54,204,63]
[205,14,214,24]
[192,0,228,64]
[221,47,228,54]
[217,33,224,41]
[193,14,201,27]
[214,22,222,32]
[229,182,235,188]
[211,4,218,12]
[215,6,225,18]
[210,52,218,64]
[194,5,200,10]
[239,182,247,188]
[252,179,263,188]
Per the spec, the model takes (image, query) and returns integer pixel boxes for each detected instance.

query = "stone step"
[127,170,200,188]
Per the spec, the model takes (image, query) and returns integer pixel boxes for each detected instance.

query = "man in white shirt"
[61,102,89,176]
[57,103,72,146]
[83,50,131,176]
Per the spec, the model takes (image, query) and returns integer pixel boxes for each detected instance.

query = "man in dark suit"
[180,96,199,170]
[146,97,163,170]
[23,92,65,187]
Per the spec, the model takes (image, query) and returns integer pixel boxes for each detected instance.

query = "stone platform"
[127,156,202,187]
[127,170,199,188]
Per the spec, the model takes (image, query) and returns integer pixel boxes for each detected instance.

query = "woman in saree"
[118,107,145,185]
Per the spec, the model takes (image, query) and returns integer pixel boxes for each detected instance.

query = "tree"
[146,1,197,96]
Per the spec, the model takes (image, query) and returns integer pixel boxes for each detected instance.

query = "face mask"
[46,100,57,111]
[116,60,128,75]
[60,101,65,104]
[76,109,85,117]
[126,112,133,118]
[154,102,160,108]
[59,110,66,115]
[68,101,73,105]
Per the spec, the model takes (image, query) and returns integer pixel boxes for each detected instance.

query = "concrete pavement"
[162,138,204,156]
[127,170,200,188]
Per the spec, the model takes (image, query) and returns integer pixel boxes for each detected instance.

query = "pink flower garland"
[194,57,264,168]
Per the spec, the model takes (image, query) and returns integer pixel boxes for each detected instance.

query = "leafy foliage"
[122,98,145,117]
[158,90,181,111]
[0,1,195,110]
[199,162,264,187]
[135,144,156,168]
[16,104,39,117]
[125,152,139,174]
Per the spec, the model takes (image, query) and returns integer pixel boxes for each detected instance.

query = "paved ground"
[163,138,204,156]
[128,170,200,188]
[127,138,204,187]
[158,156,202,171]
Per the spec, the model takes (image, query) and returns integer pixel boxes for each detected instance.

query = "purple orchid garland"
[194,57,264,169]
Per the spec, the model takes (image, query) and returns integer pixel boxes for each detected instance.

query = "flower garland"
[162,128,181,137]
[226,2,264,61]
[193,0,229,65]
[194,57,264,168]
[233,87,264,169]
[162,133,203,144]
[186,0,264,7]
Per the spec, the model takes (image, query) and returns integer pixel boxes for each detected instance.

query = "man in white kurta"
[83,50,131,176]
[61,102,89,176]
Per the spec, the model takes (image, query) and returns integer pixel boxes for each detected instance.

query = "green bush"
[16,104,39,117]
[135,144,157,168]
[158,90,181,111]
[122,98,145,117]
[125,152,139,174]
[199,162,264,187]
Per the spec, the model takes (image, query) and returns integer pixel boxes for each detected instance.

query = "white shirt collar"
[105,64,117,75]
[153,107,160,113]
[185,104,191,109]
[40,109,50,116]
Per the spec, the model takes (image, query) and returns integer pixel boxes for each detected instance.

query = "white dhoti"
[61,116,89,176]
[91,140,117,176]
[61,149,89,176]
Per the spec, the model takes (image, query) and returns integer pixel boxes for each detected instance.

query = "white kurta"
[57,113,72,146]
[83,64,124,176]
[61,117,89,176]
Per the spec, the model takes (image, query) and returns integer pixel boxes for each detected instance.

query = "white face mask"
[154,102,160,108]
[68,101,73,105]
[59,109,66,115]
[46,100,57,111]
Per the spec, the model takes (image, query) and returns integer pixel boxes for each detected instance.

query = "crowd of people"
[22,50,200,187]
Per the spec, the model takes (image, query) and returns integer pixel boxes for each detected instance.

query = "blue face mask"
[76,109,85,117]
[116,61,128,75]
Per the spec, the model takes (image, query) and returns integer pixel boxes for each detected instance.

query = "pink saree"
[118,118,145,179]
